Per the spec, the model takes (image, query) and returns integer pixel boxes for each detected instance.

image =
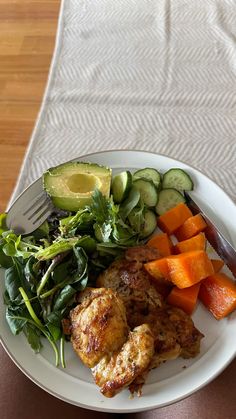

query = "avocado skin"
[43,161,112,211]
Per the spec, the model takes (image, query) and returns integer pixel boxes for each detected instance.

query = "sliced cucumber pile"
[133,168,161,190]
[111,165,193,238]
[133,178,158,207]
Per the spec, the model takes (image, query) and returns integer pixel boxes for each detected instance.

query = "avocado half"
[43,161,112,211]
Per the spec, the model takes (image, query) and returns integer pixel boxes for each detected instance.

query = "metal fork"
[6,178,55,235]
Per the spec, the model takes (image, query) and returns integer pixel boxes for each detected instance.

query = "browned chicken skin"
[70,288,129,368]
[70,246,204,397]
[92,323,154,398]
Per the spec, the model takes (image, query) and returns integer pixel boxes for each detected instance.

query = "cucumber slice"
[133,168,161,189]
[155,188,185,215]
[111,171,132,203]
[162,168,193,191]
[133,179,158,207]
[141,210,157,238]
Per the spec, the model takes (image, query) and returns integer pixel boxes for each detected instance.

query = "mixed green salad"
[0,162,193,367]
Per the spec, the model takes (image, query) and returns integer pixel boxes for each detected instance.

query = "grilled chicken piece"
[92,323,154,398]
[97,246,163,313]
[97,247,204,363]
[166,306,204,358]
[70,288,129,368]
[97,259,163,318]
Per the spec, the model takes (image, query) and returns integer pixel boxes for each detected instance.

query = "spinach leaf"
[3,289,11,305]
[14,257,34,297]
[6,305,60,366]
[50,241,91,287]
[71,245,88,283]
[5,265,22,303]
[6,306,29,335]
[75,275,88,291]
[53,285,76,311]
[3,241,16,257]
[5,258,33,304]
[23,323,42,352]
[31,220,49,239]
[37,253,68,296]
[46,311,62,341]
[0,239,13,268]
[39,246,88,298]
[52,259,71,285]
[75,236,96,254]
[46,323,61,342]
[24,257,39,293]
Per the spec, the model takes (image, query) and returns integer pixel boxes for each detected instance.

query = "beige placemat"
[10,0,236,206]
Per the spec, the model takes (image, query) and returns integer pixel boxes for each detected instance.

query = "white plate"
[1,150,236,413]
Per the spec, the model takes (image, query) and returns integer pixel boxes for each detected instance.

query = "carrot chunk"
[165,250,214,288]
[147,233,173,256]
[144,258,172,297]
[199,273,236,320]
[174,232,206,254]
[157,203,193,235]
[210,259,224,273]
[167,283,201,315]
[175,214,207,241]
[144,258,171,281]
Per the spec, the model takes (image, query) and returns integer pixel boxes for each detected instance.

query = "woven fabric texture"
[11,0,236,202]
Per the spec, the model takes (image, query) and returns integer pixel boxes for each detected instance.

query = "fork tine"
[22,191,46,216]
[32,203,54,225]
[27,196,51,221]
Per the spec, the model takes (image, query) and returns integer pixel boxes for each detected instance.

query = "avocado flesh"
[43,162,112,211]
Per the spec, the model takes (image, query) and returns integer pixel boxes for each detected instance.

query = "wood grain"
[0,0,61,212]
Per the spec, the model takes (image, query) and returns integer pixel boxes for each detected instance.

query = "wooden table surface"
[0,0,61,212]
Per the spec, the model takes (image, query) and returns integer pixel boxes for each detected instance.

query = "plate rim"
[1,149,236,412]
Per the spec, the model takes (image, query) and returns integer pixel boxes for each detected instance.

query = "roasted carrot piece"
[167,283,201,315]
[165,250,214,288]
[147,233,173,256]
[157,203,193,235]
[210,259,224,273]
[144,258,171,281]
[144,258,172,297]
[173,232,206,254]
[174,214,207,241]
[199,273,236,320]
